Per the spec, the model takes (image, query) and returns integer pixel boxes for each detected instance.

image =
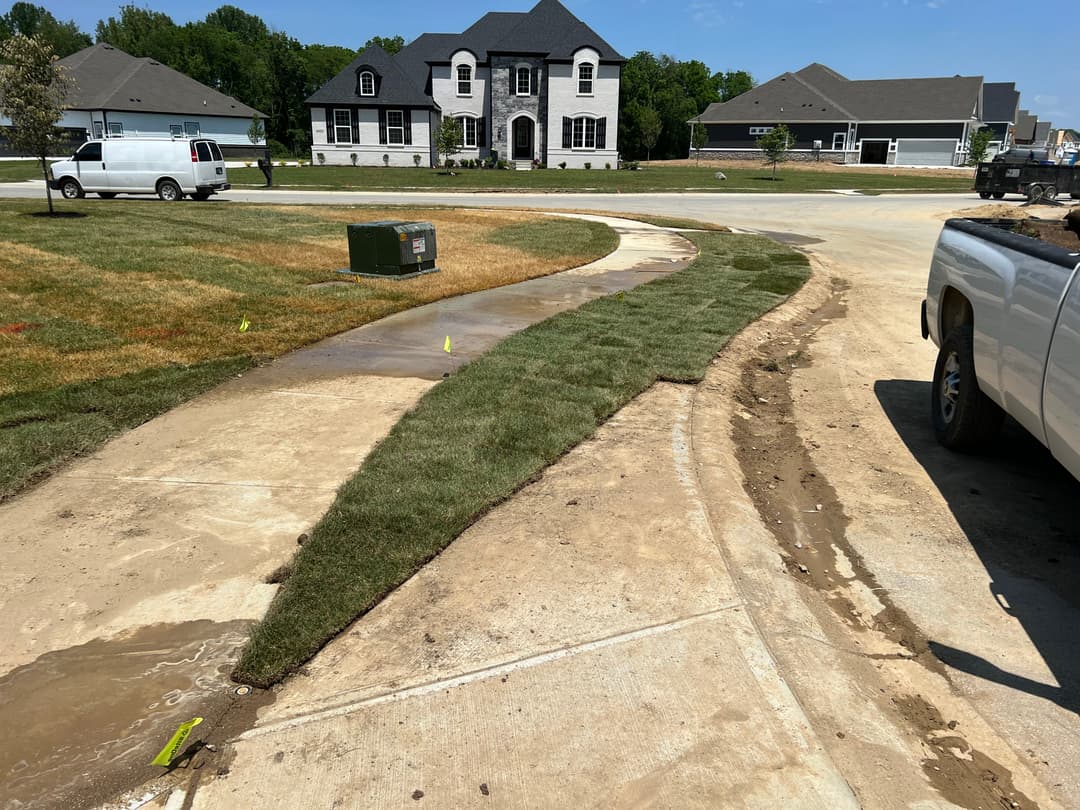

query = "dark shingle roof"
[695,62,983,124]
[58,43,263,118]
[983,82,1019,123]
[305,44,434,108]
[1015,109,1037,140]
[489,0,624,61]
[1034,120,1051,142]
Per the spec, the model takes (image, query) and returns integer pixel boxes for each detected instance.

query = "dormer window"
[577,63,593,95]
[359,71,375,96]
[516,66,531,95]
[457,65,472,96]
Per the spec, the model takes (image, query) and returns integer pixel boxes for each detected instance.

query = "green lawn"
[0,160,43,183]
[235,229,811,686]
[228,163,973,194]
[0,200,615,500]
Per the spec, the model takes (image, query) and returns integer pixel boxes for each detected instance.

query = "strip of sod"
[234,230,810,686]
[0,358,253,500]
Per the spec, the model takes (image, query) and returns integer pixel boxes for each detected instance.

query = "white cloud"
[1034,95,1060,106]
[688,1,725,26]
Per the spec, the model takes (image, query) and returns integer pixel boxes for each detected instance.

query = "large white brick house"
[306,0,624,169]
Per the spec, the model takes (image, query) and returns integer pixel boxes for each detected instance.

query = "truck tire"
[979,191,991,199]
[59,178,84,199]
[992,192,1005,199]
[190,192,211,201]
[1027,184,1043,202]
[157,179,182,201]
[1043,184,1057,201]
[932,325,1004,451]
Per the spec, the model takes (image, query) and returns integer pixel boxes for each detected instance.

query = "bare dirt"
[730,283,1038,810]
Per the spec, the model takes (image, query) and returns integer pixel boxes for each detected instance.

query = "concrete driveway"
[2,185,1076,808]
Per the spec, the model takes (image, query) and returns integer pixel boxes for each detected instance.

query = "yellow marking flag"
[443,335,452,354]
[151,717,203,767]
[239,316,250,333]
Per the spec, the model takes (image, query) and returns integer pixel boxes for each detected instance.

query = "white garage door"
[895,139,957,166]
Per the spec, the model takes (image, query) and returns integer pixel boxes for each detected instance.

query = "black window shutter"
[508,67,514,95]
[477,117,486,147]
[531,67,539,96]
[350,108,359,144]
[374,73,381,96]
[326,107,335,143]
[596,117,606,150]
[378,109,387,145]
[404,110,412,145]
[562,116,572,149]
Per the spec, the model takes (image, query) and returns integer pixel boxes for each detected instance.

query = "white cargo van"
[48,137,231,201]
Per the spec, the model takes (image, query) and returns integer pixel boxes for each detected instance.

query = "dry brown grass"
[0,204,616,396]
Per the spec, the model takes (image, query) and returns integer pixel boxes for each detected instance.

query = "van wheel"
[59,179,84,199]
[190,192,211,201]
[157,180,182,201]
[931,325,1003,451]
[97,192,117,199]
[992,192,1005,199]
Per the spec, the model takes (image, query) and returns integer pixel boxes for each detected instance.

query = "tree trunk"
[771,160,777,180]
[39,156,54,215]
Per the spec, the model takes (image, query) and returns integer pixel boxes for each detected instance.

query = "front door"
[512,118,533,161]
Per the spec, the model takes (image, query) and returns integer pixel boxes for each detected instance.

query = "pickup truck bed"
[923,217,1080,479]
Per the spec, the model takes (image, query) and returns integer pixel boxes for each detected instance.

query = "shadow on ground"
[875,379,1080,717]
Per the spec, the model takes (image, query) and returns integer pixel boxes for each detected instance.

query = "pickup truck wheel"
[932,326,1004,451]
[59,178,84,199]
[157,180,182,201]
[992,192,1006,199]
[979,191,991,199]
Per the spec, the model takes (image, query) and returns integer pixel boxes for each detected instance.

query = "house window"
[749,126,773,135]
[386,110,404,145]
[573,116,596,149]
[108,122,123,137]
[184,121,200,136]
[577,63,593,95]
[516,66,531,95]
[457,116,477,148]
[170,124,183,137]
[457,65,472,96]
[334,109,352,144]
[832,132,845,150]
[92,121,104,139]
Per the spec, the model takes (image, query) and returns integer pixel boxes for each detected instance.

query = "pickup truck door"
[1042,262,1080,480]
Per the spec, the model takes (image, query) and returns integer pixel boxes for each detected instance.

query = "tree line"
[1,2,753,160]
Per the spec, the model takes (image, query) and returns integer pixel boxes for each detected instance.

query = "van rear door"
[191,140,228,190]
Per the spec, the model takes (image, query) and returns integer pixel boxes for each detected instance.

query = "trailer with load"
[974,160,1080,202]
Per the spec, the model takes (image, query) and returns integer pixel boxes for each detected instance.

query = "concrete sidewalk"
[0,215,693,809]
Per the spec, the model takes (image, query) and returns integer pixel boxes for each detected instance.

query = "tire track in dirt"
[730,276,1038,810]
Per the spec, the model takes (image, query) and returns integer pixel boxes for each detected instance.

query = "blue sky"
[45,0,1077,129]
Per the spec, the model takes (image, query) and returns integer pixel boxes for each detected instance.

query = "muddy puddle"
[0,620,268,809]
[730,278,1037,810]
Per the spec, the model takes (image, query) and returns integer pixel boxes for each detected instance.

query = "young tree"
[691,120,708,165]
[434,117,463,171]
[246,113,265,146]
[966,126,994,172]
[756,124,793,180]
[0,33,71,214]
[638,106,662,164]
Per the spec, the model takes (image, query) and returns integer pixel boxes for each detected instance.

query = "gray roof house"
[691,63,991,166]
[1,42,265,157]
[306,0,624,168]
[982,82,1020,152]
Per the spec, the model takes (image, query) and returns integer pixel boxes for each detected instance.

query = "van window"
[208,142,223,161]
[195,141,212,161]
[76,142,102,161]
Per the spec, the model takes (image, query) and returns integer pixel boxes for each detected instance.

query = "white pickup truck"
[922,217,1080,480]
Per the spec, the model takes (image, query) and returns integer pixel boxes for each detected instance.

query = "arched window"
[577,63,594,95]
[359,71,375,96]
[457,65,472,96]
[516,66,531,95]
